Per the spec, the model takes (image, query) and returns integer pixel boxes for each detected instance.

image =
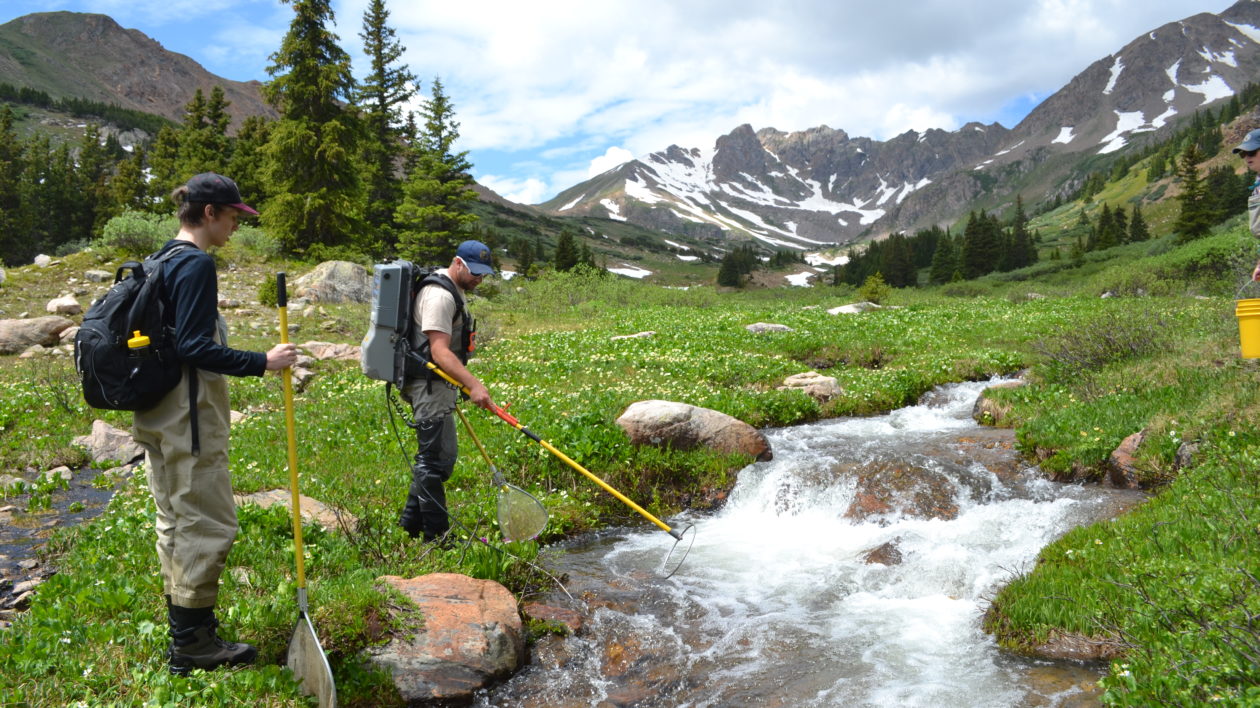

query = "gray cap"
[1233,128,1260,154]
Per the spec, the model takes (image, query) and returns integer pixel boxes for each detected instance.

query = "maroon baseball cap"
[185,172,258,215]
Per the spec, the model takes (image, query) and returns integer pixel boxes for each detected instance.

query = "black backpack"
[74,243,194,411]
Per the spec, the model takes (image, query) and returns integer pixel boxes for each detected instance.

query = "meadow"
[0,217,1258,705]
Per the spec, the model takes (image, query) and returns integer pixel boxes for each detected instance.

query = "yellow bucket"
[1236,298,1260,358]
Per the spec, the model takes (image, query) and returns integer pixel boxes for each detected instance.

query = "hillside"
[0,12,276,133]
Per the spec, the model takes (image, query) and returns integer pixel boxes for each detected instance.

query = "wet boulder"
[843,461,960,521]
[292,261,372,304]
[1107,431,1145,489]
[862,540,904,566]
[369,573,525,705]
[0,316,75,354]
[616,400,771,461]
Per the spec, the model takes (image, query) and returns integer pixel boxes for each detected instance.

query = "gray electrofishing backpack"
[360,260,474,389]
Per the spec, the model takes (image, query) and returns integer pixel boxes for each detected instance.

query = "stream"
[476,379,1146,708]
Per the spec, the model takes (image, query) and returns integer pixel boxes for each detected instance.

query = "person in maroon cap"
[132,172,297,675]
[1235,129,1260,280]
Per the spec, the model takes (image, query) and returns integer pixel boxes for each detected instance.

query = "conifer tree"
[178,86,232,177]
[1128,204,1150,242]
[75,124,113,235]
[1173,143,1212,243]
[108,144,150,214]
[357,0,416,247]
[225,115,272,207]
[960,211,1001,279]
[0,107,25,265]
[264,0,364,255]
[395,77,478,263]
[147,125,183,208]
[717,252,744,287]
[928,232,956,285]
[554,230,579,271]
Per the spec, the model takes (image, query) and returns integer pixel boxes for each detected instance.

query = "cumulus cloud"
[587,147,635,178]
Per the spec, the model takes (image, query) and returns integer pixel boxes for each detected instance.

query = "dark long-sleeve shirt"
[156,239,266,377]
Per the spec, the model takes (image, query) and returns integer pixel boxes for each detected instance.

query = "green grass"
[2,219,1260,703]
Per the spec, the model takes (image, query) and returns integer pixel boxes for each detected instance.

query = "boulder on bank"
[45,295,81,315]
[73,420,145,466]
[615,400,771,461]
[292,261,372,304]
[828,301,881,315]
[745,322,793,334]
[971,380,1026,426]
[0,316,75,355]
[369,573,525,705]
[779,371,842,402]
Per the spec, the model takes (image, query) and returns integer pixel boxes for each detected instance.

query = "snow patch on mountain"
[1103,57,1124,94]
[1053,127,1075,144]
[600,198,626,221]
[1225,21,1260,45]
[1098,111,1149,154]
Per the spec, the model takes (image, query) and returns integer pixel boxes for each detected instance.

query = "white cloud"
[478,175,549,205]
[587,147,635,178]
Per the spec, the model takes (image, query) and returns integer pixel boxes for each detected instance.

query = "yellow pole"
[424,361,678,538]
[278,274,306,590]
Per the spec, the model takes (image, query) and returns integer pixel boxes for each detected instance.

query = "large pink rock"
[370,573,524,705]
[616,400,771,461]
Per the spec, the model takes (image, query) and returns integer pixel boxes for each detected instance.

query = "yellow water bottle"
[127,330,151,357]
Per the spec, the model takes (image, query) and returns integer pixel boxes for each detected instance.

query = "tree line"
[0,0,478,268]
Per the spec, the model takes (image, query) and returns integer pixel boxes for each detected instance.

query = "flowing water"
[478,379,1146,708]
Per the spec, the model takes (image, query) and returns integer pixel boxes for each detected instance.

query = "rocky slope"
[0,12,276,133]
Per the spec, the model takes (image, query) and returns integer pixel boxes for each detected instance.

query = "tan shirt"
[403,269,467,419]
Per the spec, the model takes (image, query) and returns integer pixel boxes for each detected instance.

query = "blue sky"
[0,0,1228,204]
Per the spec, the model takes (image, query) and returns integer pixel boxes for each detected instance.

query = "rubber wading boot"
[168,606,257,676]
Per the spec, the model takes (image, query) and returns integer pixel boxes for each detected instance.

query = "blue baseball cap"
[456,240,495,276]
[1234,128,1260,154]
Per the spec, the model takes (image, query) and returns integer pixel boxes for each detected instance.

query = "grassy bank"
[1,223,1258,704]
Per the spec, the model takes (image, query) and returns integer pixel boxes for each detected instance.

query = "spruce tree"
[74,124,114,236]
[554,230,579,271]
[960,211,1001,279]
[717,252,743,287]
[1128,204,1150,242]
[1173,143,1212,243]
[928,233,956,285]
[147,125,183,208]
[264,0,364,255]
[108,145,150,214]
[225,115,272,207]
[357,0,416,249]
[179,86,232,177]
[0,107,25,265]
[394,77,478,263]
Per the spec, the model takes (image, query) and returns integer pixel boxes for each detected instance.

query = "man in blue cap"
[1236,129,1260,279]
[398,240,497,542]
